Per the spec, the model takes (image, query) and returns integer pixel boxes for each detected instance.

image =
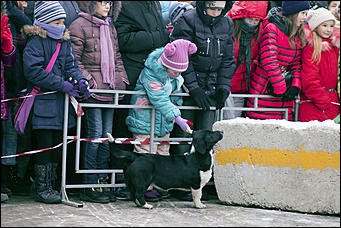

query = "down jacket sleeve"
[258,23,286,95]
[141,70,181,122]
[114,2,169,53]
[69,21,91,78]
[112,27,129,86]
[63,40,85,83]
[23,37,64,91]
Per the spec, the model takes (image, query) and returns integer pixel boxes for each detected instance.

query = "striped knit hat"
[34,1,66,24]
[160,39,197,72]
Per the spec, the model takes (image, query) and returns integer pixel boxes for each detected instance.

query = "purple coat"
[1,47,16,120]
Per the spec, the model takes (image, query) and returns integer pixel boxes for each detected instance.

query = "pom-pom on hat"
[282,1,310,16]
[34,1,66,24]
[307,7,336,31]
[160,39,197,72]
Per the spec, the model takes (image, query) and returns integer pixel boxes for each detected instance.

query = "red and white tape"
[1,137,191,159]
[1,91,57,103]
[1,90,83,117]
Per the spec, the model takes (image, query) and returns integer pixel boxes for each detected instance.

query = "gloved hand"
[282,86,300,101]
[174,116,193,133]
[78,79,90,99]
[215,87,229,110]
[1,14,13,53]
[189,87,211,111]
[62,81,80,97]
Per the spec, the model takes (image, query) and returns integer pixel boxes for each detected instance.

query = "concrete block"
[213,118,340,214]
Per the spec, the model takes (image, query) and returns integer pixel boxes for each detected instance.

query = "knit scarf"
[235,19,258,87]
[80,12,116,89]
[33,20,65,40]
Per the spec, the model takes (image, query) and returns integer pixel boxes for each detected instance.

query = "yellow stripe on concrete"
[215,147,340,171]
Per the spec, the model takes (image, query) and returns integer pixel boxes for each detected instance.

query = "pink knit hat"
[160,39,197,72]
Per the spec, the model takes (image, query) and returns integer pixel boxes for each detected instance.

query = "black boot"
[98,177,117,202]
[1,165,12,197]
[8,165,31,196]
[50,162,60,191]
[34,164,61,204]
[80,187,110,203]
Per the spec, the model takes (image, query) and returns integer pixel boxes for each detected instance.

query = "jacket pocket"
[34,93,57,117]
[215,34,229,57]
[195,33,210,57]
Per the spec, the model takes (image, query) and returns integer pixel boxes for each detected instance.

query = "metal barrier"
[61,89,299,207]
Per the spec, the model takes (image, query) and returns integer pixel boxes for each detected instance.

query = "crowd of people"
[1,1,340,205]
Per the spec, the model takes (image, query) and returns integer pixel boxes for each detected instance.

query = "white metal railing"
[61,89,299,207]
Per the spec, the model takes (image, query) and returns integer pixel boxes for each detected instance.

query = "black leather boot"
[34,164,61,204]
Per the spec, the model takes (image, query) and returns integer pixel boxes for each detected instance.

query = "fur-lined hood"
[21,25,70,41]
[77,1,121,22]
[304,25,340,51]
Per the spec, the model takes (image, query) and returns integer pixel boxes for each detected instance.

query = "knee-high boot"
[50,162,60,191]
[34,163,61,203]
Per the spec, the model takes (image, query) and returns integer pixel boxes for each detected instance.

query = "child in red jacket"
[299,8,340,122]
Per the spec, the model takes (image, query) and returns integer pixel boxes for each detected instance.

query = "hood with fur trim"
[77,1,121,22]
[304,25,340,51]
[21,25,70,41]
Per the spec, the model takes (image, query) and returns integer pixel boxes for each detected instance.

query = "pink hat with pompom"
[160,39,197,72]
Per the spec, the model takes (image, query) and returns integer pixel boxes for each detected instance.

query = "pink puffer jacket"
[246,7,302,120]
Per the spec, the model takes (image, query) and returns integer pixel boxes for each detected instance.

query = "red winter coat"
[227,1,268,94]
[246,7,302,120]
[298,25,340,122]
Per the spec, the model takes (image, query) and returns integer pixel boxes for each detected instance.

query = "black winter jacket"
[170,1,235,96]
[114,1,169,86]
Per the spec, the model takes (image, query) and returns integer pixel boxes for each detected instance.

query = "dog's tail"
[107,132,140,162]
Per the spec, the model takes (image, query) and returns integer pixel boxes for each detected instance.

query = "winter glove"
[1,14,13,53]
[78,79,90,99]
[62,81,80,97]
[282,86,300,101]
[215,87,229,110]
[189,87,211,111]
[174,116,193,133]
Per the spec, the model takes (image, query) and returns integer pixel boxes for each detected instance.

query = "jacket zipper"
[217,38,220,56]
[206,38,210,55]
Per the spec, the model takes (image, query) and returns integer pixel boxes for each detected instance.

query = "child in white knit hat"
[299,7,340,122]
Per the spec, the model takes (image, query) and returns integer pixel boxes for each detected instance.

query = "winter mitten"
[78,79,90,99]
[174,116,193,133]
[282,86,300,101]
[215,87,229,110]
[1,14,13,53]
[189,87,211,111]
[61,81,80,97]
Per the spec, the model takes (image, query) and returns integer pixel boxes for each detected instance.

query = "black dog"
[107,129,223,209]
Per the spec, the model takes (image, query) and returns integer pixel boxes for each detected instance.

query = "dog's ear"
[192,131,207,154]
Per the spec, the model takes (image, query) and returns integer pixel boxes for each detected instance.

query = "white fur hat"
[307,8,336,31]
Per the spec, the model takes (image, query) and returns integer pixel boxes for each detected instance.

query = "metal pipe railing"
[61,89,299,207]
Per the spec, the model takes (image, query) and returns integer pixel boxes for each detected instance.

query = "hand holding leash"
[174,116,193,134]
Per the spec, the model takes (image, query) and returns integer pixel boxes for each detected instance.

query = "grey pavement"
[1,194,340,227]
